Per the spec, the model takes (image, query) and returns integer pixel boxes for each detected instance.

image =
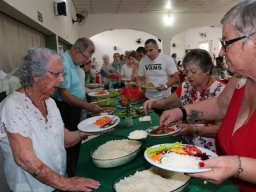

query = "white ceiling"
[72,0,240,15]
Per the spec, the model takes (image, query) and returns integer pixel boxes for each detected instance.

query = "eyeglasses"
[220,32,256,51]
[48,71,66,78]
[79,49,87,59]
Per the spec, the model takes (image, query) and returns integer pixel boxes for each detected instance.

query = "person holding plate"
[137,39,179,100]
[52,37,102,177]
[0,48,100,192]
[160,1,256,191]
[144,49,226,152]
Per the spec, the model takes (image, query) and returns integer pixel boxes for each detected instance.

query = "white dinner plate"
[147,125,181,137]
[86,83,103,88]
[78,115,120,133]
[88,91,109,97]
[144,143,217,173]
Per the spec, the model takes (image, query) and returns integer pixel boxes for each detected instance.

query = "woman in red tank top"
[159,1,256,191]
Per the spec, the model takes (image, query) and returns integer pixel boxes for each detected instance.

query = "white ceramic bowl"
[90,140,141,168]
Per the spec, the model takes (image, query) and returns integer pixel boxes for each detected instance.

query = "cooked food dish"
[96,89,107,95]
[114,167,190,192]
[145,142,215,171]
[141,82,155,89]
[149,126,176,135]
[95,116,114,128]
[101,107,115,113]
[91,139,141,168]
[78,115,120,133]
[97,100,115,107]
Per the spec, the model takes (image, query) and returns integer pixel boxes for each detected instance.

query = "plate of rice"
[113,166,190,192]
[144,142,217,173]
[78,115,120,133]
[147,124,181,137]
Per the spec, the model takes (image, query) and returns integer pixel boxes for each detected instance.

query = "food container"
[90,139,141,168]
[113,166,190,192]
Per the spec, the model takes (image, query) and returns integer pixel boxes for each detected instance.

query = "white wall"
[90,26,222,67]
[2,0,228,54]
[3,0,80,44]
[78,12,225,54]
[170,26,222,61]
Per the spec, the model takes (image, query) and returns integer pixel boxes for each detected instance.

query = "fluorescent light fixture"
[163,14,174,26]
[165,0,172,9]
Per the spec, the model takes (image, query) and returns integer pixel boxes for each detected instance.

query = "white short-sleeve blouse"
[0,91,66,192]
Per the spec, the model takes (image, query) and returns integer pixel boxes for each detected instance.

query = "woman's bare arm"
[7,132,100,191]
[160,76,240,126]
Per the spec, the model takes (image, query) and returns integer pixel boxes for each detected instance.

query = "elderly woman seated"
[144,49,226,152]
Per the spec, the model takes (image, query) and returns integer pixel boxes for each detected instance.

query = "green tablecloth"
[76,103,239,192]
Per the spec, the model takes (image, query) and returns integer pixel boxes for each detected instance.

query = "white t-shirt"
[121,63,133,80]
[0,92,66,192]
[138,53,177,99]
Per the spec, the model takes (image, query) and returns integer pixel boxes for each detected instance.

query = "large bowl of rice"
[113,166,190,192]
[90,139,141,168]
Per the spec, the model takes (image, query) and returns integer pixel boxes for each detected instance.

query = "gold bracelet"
[234,156,243,178]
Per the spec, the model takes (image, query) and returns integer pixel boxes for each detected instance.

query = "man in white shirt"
[137,39,179,100]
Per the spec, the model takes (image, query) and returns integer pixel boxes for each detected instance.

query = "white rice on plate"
[115,167,190,192]
[128,130,147,140]
[160,153,200,169]
[92,139,141,159]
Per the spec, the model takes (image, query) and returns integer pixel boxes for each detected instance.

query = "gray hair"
[19,48,63,87]
[182,49,213,74]
[102,54,109,59]
[221,0,256,35]
[72,37,95,53]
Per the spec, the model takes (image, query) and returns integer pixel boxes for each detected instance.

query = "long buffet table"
[76,97,239,192]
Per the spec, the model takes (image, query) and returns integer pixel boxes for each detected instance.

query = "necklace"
[24,87,48,118]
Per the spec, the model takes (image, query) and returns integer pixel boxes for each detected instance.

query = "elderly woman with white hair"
[0,48,100,192]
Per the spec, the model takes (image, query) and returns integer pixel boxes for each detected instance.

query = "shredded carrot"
[95,116,111,127]
[150,153,161,162]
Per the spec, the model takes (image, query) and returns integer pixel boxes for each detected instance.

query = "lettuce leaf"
[146,142,183,155]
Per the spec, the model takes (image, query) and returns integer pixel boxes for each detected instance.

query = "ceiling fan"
[72,10,88,24]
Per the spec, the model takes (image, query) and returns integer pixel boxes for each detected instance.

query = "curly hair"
[19,48,63,87]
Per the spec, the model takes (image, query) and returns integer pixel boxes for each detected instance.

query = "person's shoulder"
[1,92,23,110]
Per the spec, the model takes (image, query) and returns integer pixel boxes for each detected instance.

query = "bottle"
[109,81,114,90]
[95,72,101,83]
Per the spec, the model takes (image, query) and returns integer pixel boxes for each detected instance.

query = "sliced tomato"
[184,145,202,155]
[165,127,175,133]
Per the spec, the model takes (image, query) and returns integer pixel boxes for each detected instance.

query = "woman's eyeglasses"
[220,32,255,51]
[48,71,66,78]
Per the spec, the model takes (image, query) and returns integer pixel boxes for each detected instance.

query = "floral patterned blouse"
[175,79,225,152]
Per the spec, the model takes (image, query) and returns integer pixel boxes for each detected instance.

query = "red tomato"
[165,127,175,133]
[184,145,202,155]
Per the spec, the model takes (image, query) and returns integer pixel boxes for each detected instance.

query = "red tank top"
[217,86,256,191]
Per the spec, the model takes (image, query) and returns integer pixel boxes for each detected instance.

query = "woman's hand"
[160,108,182,127]
[187,156,238,184]
[90,104,103,114]
[143,99,156,112]
[173,123,195,136]
[65,177,100,192]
